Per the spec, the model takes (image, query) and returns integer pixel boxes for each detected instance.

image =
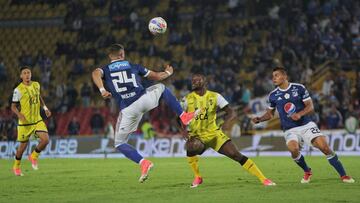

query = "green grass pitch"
[0,156,359,203]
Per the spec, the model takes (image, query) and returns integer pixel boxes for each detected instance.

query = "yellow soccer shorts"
[17,121,48,142]
[192,129,230,152]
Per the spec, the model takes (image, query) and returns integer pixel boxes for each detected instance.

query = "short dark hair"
[272,66,287,75]
[108,44,124,55]
[20,66,31,73]
[191,67,206,77]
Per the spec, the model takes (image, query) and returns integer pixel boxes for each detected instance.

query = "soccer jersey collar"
[110,59,124,63]
[278,83,292,92]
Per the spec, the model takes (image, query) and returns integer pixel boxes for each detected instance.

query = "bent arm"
[92,68,105,90]
[11,103,23,119]
[146,64,173,81]
[222,105,236,127]
[297,99,314,117]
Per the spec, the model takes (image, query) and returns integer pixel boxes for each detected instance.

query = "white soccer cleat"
[341,176,355,183]
[301,170,312,184]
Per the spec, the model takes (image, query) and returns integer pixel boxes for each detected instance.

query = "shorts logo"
[284,102,296,116]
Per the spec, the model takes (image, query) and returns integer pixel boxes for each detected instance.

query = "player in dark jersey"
[252,67,354,184]
[92,44,198,183]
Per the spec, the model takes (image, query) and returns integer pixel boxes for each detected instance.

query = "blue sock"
[293,154,311,172]
[161,87,183,116]
[116,143,143,164]
[327,154,346,177]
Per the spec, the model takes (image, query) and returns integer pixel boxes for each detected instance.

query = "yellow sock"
[31,150,40,160]
[13,159,21,169]
[187,156,201,178]
[242,158,267,183]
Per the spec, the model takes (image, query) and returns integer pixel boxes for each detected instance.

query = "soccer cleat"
[180,109,200,125]
[28,155,39,170]
[263,179,276,186]
[190,176,203,188]
[13,168,24,176]
[139,159,154,183]
[301,170,312,184]
[341,176,355,183]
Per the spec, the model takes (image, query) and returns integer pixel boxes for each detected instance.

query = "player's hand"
[164,64,174,76]
[251,117,261,124]
[45,109,52,118]
[18,113,27,123]
[290,113,301,121]
[101,90,112,99]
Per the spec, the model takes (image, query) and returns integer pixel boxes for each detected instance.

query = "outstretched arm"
[251,108,275,124]
[92,68,112,99]
[147,64,174,81]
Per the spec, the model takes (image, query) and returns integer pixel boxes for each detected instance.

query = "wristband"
[99,87,106,93]
[165,70,172,76]
[43,106,49,111]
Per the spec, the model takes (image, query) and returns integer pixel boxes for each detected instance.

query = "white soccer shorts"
[284,121,325,147]
[114,83,165,147]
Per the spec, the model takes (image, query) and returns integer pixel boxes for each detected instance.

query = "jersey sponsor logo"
[284,102,296,116]
[195,107,208,120]
[109,61,130,71]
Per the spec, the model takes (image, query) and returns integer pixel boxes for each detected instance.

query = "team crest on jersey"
[209,99,213,105]
[292,91,298,97]
[284,102,296,116]
[284,93,290,99]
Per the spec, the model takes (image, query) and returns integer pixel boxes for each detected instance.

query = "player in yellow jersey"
[181,71,275,187]
[11,66,51,176]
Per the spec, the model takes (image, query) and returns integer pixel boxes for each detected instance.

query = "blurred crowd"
[0,0,359,139]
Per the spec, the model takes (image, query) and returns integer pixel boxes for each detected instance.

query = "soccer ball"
[148,17,167,35]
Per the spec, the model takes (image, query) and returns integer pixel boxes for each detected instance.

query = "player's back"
[268,83,312,131]
[101,60,150,110]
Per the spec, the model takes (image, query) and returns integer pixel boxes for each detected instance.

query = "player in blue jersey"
[252,67,355,184]
[92,44,197,183]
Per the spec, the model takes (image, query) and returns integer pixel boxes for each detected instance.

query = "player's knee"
[287,142,300,153]
[288,146,300,158]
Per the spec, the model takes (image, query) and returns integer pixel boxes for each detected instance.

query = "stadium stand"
[0,0,359,139]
